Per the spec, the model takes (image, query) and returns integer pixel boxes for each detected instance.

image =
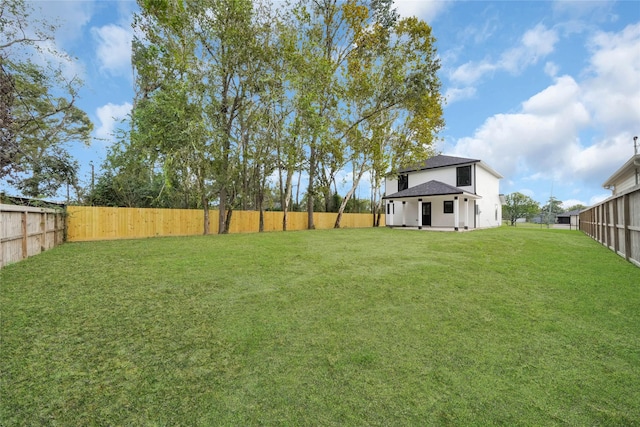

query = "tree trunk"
[257,183,265,233]
[202,194,210,235]
[218,186,227,234]
[295,170,302,211]
[225,208,233,233]
[307,143,317,230]
[334,163,366,229]
[282,167,294,231]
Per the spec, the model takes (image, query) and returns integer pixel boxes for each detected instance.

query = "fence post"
[624,194,631,262]
[41,212,47,252]
[21,211,28,261]
[612,198,619,255]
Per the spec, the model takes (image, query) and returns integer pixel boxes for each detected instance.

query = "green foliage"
[541,196,564,215]
[540,196,563,225]
[503,192,540,226]
[116,0,444,232]
[564,203,587,212]
[0,0,92,198]
[2,228,639,424]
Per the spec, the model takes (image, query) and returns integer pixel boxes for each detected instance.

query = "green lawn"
[1,227,639,426]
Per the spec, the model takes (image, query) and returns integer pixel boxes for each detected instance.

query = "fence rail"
[1,204,65,268]
[66,206,384,242]
[579,185,640,267]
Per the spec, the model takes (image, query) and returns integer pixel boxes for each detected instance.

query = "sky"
[5,0,640,208]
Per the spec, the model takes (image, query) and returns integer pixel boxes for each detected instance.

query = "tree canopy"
[91,0,445,233]
[503,192,540,226]
[0,0,92,199]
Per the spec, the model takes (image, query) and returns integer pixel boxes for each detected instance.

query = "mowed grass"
[1,227,639,426]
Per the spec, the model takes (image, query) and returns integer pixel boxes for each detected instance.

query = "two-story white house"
[383,155,504,230]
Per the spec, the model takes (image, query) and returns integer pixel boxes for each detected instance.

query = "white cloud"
[589,194,610,205]
[459,13,500,45]
[568,133,634,185]
[394,0,451,22]
[95,102,133,141]
[453,74,590,179]
[37,1,93,45]
[450,61,496,86]
[445,86,477,104]
[519,188,536,198]
[561,199,586,209]
[522,75,586,115]
[582,22,640,134]
[450,22,640,203]
[450,23,559,85]
[1,2,91,81]
[544,61,559,77]
[91,24,133,77]
[553,0,617,22]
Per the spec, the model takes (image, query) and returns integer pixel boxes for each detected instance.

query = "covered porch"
[383,181,481,231]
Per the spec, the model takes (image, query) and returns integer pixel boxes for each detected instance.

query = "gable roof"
[603,154,640,189]
[557,209,583,217]
[398,154,503,179]
[383,180,481,199]
[399,155,479,173]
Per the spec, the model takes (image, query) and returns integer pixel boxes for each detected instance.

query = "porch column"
[402,201,406,227]
[464,198,469,230]
[454,196,459,231]
[388,201,393,226]
[418,199,422,230]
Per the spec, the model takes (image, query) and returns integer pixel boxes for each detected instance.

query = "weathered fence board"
[1,204,65,268]
[66,206,385,242]
[580,186,640,267]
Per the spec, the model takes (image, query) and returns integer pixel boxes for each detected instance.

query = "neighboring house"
[557,209,582,228]
[383,155,504,230]
[603,153,640,196]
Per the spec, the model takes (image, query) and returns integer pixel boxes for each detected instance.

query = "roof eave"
[383,191,481,200]
[602,155,640,188]
[478,161,503,179]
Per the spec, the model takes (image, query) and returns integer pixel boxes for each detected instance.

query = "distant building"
[557,209,582,228]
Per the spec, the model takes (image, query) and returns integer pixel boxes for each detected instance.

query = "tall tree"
[0,0,92,198]
[503,192,539,226]
[541,196,563,226]
[194,0,263,234]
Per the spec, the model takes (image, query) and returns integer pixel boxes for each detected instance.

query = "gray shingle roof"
[557,209,583,217]
[399,154,480,173]
[383,180,474,199]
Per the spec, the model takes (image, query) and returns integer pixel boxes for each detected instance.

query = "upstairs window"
[457,165,471,187]
[398,174,408,191]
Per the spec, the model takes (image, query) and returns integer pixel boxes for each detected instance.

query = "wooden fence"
[579,186,640,267]
[1,204,65,268]
[66,206,385,242]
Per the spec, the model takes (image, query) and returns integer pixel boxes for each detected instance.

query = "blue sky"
[7,0,640,208]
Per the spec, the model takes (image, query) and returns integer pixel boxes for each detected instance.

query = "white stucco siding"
[386,197,475,228]
[410,168,458,187]
[475,166,502,228]
[385,177,398,196]
[429,197,475,228]
[385,200,420,227]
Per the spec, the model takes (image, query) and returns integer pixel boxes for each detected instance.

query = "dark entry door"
[422,202,431,226]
